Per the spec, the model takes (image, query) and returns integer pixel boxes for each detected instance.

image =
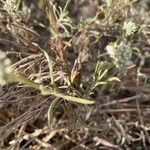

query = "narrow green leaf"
[55,93,95,104]
[95,81,107,87]
[108,77,120,82]
[43,50,54,85]
[98,69,108,81]
[48,98,59,127]
[95,61,100,75]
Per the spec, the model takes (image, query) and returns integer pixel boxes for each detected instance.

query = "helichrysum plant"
[106,42,133,70]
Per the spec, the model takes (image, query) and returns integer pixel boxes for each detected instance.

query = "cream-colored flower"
[0,51,12,84]
[106,43,117,58]
[106,42,133,70]
[123,21,137,37]
[4,0,17,11]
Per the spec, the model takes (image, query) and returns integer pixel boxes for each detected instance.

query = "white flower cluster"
[123,21,137,37]
[4,0,17,12]
[105,0,113,7]
[106,42,133,69]
[0,51,12,84]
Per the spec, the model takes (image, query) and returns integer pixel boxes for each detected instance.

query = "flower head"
[4,0,17,12]
[106,42,133,70]
[123,21,137,37]
[0,50,12,84]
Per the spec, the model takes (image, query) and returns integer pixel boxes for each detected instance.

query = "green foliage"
[47,98,59,127]
[91,61,120,90]
[56,5,73,37]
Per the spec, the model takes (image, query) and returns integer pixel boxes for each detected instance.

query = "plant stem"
[8,73,94,105]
